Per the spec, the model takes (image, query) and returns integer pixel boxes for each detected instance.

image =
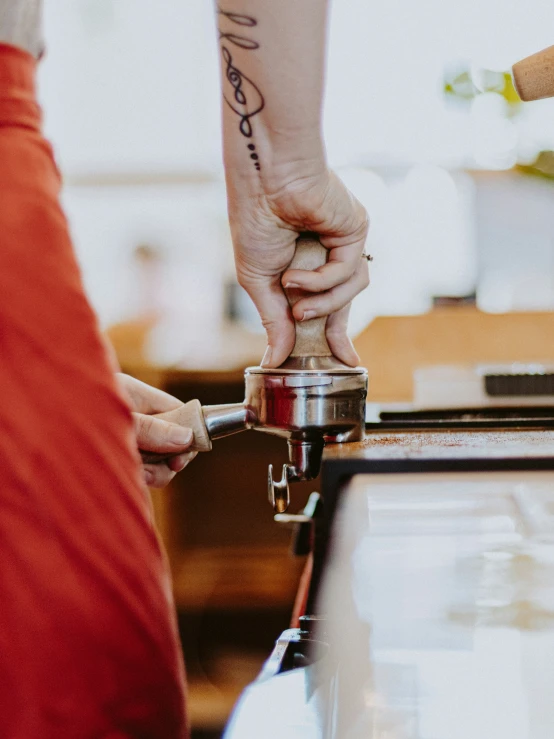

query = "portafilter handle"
[140,401,248,463]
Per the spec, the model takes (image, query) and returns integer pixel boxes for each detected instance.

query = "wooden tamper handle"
[284,234,333,359]
[512,46,554,101]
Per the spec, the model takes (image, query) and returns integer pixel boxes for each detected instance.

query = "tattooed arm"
[217,1,369,368]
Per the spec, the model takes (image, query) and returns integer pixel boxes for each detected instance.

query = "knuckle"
[355,212,370,241]
[301,299,325,317]
[236,263,267,291]
[236,272,252,291]
[359,207,370,232]
[261,316,283,333]
[134,413,148,439]
[142,415,156,439]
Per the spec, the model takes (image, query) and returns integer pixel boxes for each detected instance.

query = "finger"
[291,261,370,321]
[143,464,176,489]
[133,413,193,454]
[168,451,198,472]
[116,373,183,414]
[326,305,360,366]
[241,275,295,368]
[281,219,368,294]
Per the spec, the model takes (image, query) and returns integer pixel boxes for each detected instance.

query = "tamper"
[144,234,368,513]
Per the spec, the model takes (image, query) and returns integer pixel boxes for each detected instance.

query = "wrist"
[223,120,327,197]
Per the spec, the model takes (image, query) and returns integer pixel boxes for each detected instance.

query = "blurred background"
[40,0,554,346]
[38,0,554,736]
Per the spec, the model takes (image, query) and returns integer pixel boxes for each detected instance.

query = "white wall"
[40,0,222,173]
[36,0,554,339]
[40,0,554,173]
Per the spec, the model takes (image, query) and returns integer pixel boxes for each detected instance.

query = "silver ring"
[362,252,373,262]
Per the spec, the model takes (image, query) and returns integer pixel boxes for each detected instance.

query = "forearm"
[0,0,43,57]
[216,2,368,369]
[216,0,329,193]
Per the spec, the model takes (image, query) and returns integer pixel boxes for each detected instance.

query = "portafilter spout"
[143,234,368,512]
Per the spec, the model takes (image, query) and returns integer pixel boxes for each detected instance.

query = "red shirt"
[0,44,187,738]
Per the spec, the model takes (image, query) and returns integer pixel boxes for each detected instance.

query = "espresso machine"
[145,234,368,514]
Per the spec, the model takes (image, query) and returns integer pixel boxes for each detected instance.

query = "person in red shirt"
[0,1,369,737]
[0,41,194,739]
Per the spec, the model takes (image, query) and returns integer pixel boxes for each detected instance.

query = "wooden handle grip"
[285,234,333,359]
[141,399,212,464]
[513,45,554,101]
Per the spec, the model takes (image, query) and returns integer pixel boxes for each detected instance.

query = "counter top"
[320,429,554,525]
[324,428,554,465]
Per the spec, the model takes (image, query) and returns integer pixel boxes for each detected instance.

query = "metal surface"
[252,356,362,373]
[273,492,322,557]
[224,641,331,739]
[267,463,290,513]
[268,440,324,512]
[184,362,367,511]
[224,624,332,738]
[244,367,367,442]
[202,403,251,439]
[375,405,554,429]
[246,365,367,509]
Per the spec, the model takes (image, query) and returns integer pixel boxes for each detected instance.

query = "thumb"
[244,276,295,368]
[133,413,193,454]
[325,305,360,367]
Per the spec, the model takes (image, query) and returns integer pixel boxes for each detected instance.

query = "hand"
[116,373,196,488]
[227,167,369,368]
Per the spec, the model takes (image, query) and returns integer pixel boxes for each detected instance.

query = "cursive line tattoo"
[221,46,265,138]
[218,7,263,171]
[217,7,259,50]
[217,8,256,27]
[219,33,259,50]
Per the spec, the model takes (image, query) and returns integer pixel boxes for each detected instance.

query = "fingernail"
[261,346,273,367]
[301,310,317,322]
[173,456,187,472]
[169,426,193,446]
[284,282,301,289]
